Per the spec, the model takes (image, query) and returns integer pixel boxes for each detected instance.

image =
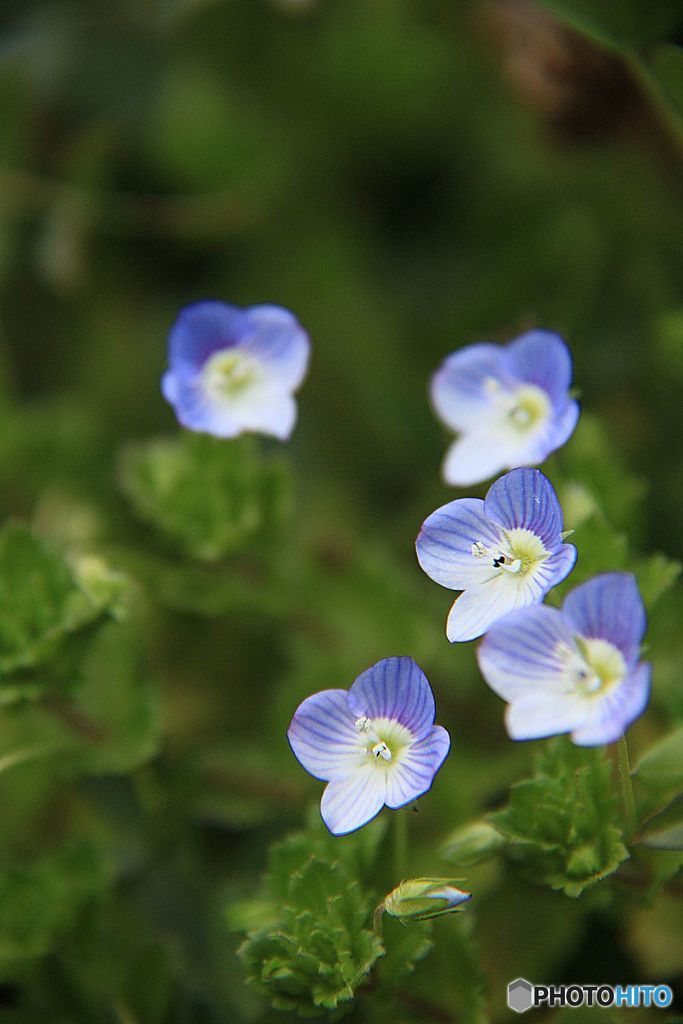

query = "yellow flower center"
[203,349,262,401]
[506,384,551,432]
[355,716,412,767]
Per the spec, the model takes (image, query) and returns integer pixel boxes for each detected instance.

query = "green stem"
[393,809,408,882]
[617,735,637,840]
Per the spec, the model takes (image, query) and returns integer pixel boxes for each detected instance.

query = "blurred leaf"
[0,524,127,701]
[119,433,292,562]
[634,725,683,795]
[536,0,682,53]
[489,739,628,897]
[651,44,683,121]
[0,840,106,973]
[633,552,681,609]
[440,820,506,868]
[638,795,683,850]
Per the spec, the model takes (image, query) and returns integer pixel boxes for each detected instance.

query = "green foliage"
[536,0,682,52]
[634,725,683,795]
[119,433,292,562]
[237,832,383,1016]
[489,739,628,897]
[440,820,507,868]
[0,840,106,973]
[0,523,126,703]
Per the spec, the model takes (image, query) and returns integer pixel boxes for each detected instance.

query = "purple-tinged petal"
[571,662,651,746]
[167,301,244,372]
[504,330,574,406]
[563,573,646,668]
[505,692,584,740]
[385,725,450,808]
[163,374,242,438]
[348,657,436,740]
[416,498,502,590]
[446,571,547,643]
[241,305,310,390]
[533,542,577,591]
[430,343,509,432]
[320,766,386,835]
[477,604,575,701]
[288,689,365,782]
[484,468,563,548]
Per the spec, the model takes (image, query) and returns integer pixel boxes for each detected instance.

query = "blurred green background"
[0,0,682,1021]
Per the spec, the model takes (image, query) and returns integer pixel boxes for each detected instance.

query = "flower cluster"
[160,308,651,840]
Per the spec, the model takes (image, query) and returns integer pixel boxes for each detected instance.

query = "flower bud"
[382,877,471,922]
[440,820,505,867]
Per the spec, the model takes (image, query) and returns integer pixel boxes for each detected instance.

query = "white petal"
[446,572,545,643]
[505,693,584,740]
[442,432,511,488]
[320,766,386,835]
[229,384,297,440]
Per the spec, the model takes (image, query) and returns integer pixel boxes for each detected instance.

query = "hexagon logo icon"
[508,978,534,1013]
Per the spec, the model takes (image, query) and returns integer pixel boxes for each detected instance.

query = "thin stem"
[617,735,637,840]
[393,809,408,882]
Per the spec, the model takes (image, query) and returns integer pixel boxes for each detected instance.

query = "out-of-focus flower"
[477,572,650,746]
[430,330,579,486]
[287,657,450,836]
[382,877,471,922]
[416,467,576,642]
[162,301,310,440]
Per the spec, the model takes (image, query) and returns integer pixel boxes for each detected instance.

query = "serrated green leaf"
[119,432,292,562]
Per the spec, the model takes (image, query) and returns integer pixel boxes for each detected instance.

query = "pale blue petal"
[505,692,584,740]
[163,374,241,437]
[241,305,310,390]
[385,725,450,808]
[320,766,386,835]
[288,689,365,782]
[416,498,502,590]
[430,343,509,432]
[477,604,574,701]
[446,571,547,642]
[348,657,436,739]
[504,330,573,406]
[484,468,563,548]
[228,384,297,440]
[563,573,646,668]
[571,663,651,746]
[168,301,243,372]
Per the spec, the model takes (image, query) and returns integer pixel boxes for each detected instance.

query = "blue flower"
[477,573,651,746]
[162,301,310,440]
[287,657,450,836]
[430,330,579,486]
[416,468,576,642]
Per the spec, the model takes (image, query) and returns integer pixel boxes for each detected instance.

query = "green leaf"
[633,552,681,609]
[634,725,683,794]
[637,796,683,850]
[0,524,127,696]
[0,840,106,970]
[489,739,628,897]
[119,433,292,562]
[536,0,682,54]
[440,820,506,868]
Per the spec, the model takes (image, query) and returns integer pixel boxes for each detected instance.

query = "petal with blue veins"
[320,765,386,835]
[385,726,450,808]
[504,330,574,406]
[477,604,575,701]
[416,498,502,590]
[484,468,564,548]
[505,692,584,740]
[348,657,436,739]
[446,570,549,643]
[288,689,366,782]
[563,573,647,669]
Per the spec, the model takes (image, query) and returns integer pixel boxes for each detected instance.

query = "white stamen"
[372,741,392,761]
[471,541,487,558]
[355,716,372,733]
